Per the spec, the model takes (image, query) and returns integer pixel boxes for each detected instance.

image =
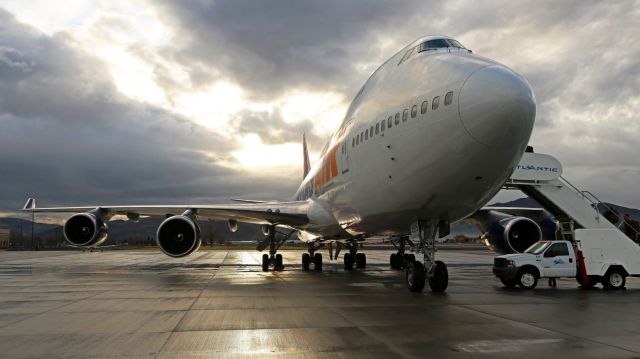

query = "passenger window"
[402,109,408,122]
[395,113,400,125]
[421,100,428,114]
[445,91,453,106]
[360,132,364,143]
[365,130,368,140]
[411,105,417,118]
[370,126,374,137]
[352,138,355,147]
[375,123,379,134]
[388,116,393,128]
[381,120,385,132]
[432,96,440,110]
[355,136,359,145]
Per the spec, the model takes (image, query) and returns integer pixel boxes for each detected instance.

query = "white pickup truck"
[492,229,640,290]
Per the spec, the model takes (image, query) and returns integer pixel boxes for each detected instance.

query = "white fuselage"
[294,36,536,242]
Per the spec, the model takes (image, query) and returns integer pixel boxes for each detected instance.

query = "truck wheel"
[500,278,517,288]
[603,269,626,290]
[517,269,537,289]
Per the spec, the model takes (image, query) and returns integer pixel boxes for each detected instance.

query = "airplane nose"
[458,65,536,148]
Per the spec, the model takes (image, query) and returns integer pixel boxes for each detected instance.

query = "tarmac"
[1,248,640,358]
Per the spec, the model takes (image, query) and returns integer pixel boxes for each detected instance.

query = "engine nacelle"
[156,215,201,257]
[485,217,542,254]
[63,213,108,247]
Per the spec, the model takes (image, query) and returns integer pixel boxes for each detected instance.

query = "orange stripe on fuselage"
[314,142,342,193]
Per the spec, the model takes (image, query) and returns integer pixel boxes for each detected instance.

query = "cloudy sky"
[0,0,639,215]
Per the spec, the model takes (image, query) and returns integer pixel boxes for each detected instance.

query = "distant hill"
[490,197,640,221]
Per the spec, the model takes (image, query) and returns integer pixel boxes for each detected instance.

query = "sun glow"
[231,134,300,169]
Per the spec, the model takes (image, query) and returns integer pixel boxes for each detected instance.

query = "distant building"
[0,228,10,249]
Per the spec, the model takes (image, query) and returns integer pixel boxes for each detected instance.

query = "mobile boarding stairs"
[506,151,639,243]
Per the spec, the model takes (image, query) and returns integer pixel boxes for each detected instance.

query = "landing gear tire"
[390,253,403,269]
[406,261,426,292]
[344,253,354,270]
[405,254,415,266]
[302,253,310,271]
[355,253,366,269]
[517,269,538,289]
[603,269,626,290]
[428,260,448,293]
[261,253,269,272]
[274,253,284,271]
[500,278,517,288]
[313,253,323,271]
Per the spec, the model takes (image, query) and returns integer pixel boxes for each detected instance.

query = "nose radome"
[458,65,536,148]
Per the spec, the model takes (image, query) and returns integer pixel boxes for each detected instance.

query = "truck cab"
[493,240,576,289]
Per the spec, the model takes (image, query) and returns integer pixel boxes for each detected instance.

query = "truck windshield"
[525,241,551,255]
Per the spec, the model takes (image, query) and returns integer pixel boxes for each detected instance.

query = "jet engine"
[156,214,201,257]
[63,212,108,247]
[485,217,541,254]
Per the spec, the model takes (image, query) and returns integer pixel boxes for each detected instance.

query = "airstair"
[503,152,640,243]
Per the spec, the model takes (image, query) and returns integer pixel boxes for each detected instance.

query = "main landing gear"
[302,243,323,271]
[398,220,449,293]
[257,225,295,272]
[343,242,366,270]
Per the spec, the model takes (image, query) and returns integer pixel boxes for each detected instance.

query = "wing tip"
[22,197,36,211]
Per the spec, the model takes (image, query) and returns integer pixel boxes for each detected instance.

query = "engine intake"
[486,217,541,254]
[63,213,108,247]
[156,215,201,257]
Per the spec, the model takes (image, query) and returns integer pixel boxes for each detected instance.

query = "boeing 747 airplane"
[22,35,536,292]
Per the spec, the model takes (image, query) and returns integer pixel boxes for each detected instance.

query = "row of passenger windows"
[351,91,454,148]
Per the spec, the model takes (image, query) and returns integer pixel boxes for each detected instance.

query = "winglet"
[302,133,310,179]
[22,197,36,211]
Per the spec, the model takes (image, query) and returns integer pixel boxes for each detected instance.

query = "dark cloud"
[0,9,299,211]
[154,0,417,100]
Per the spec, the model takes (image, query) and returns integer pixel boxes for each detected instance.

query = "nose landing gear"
[403,220,449,293]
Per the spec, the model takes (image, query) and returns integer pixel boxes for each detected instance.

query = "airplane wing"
[21,198,310,227]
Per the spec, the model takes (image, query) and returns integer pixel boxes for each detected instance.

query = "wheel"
[500,278,517,288]
[428,261,448,292]
[302,253,310,271]
[313,253,323,271]
[274,253,284,271]
[261,253,269,272]
[517,268,538,289]
[406,261,426,292]
[344,253,354,270]
[390,253,396,268]
[355,253,366,269]
[407,254,415,263]
[391,253,403,269]
[603,269,626,290]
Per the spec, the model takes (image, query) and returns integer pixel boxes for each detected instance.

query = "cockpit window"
[418,38,466,53]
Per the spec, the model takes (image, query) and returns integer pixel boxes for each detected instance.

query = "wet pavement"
[0,249,639,358]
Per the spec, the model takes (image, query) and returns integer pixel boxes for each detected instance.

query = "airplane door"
[339,141,350,174]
